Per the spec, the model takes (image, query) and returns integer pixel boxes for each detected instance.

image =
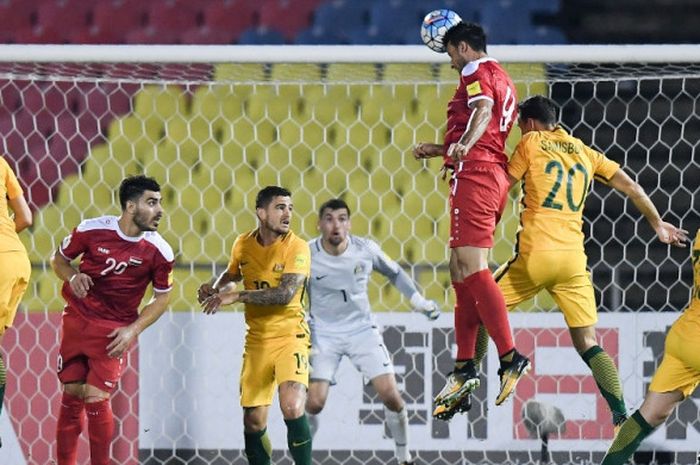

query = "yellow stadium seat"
[271,64,323,82]
[383,63,435,82]
[214,63,267,83]
[326,63,378,82]
[106,116,160,163]
[83,144,141,187]
[22,269,64,311]
[170,267,215,312]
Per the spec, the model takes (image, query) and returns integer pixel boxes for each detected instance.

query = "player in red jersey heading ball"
[50,175,174,465]
[413,22,530,417]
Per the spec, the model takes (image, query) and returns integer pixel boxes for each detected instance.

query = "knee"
[281,402,305,419]
[243,413,266,433]
[63,382,86,399]
[305,396,325,415]
[384,396,404,413]
[381,390,404,413]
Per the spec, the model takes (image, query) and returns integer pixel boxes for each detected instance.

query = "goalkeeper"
[305,198,440,465]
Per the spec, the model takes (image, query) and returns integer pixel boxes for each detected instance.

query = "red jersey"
[58,215,175,325]
[444,57,518,169]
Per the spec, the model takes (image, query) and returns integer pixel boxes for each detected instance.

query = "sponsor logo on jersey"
[129,256,143,266]
[466,80,482,96]
[294,254,308,269]
[98,247,110,254]
[354,263,365,275]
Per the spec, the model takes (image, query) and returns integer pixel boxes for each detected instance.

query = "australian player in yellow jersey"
[0,156,32,445]
[436,95,688,423]
[602,230,698,464]
[197,186,312,465]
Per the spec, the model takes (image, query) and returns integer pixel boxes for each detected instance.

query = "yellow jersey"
[508,126,620,253]
[227,229,311,341]
[0,157,27,253]
[685,229,700,318]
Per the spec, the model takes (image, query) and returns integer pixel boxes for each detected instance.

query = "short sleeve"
[59,226,90,260]
[462,69,494,108]
[508,137,532,181]
[226,235,243,276]
[285,238,310,276]
[152,252,175,293]
[2,158,23,200]
[586,146,620,183]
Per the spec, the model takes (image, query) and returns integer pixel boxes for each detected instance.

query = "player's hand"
[655,222,689,247]
[106,325,138,358]
[197,282,218,304]
[410,294,441,321]
[413,142,431,160]
[69,273,93,299]
[447,143,468,162]
[202,291,240,314]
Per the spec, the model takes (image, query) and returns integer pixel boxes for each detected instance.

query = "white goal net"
[0,45,698,465]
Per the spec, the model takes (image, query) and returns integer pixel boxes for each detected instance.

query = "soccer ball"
[420,9,463,53]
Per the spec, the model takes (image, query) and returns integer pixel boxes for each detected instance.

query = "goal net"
[0,45,698,465]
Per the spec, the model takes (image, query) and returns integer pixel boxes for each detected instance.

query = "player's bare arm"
[412,142,444,160]
[197,270,241,304]
[608,168,689,247]
[50,250,93,299]
[448,99,494,162]
[106,291,170,358]
[239,272,306,306]
[202,272,306,314]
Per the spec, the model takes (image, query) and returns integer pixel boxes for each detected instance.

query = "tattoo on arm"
[240,273,306,306]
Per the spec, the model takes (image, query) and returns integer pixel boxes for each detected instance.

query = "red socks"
[453,269,515,359]
[56,392,85,465]
[86,399,115,465]
[453,280,481,359]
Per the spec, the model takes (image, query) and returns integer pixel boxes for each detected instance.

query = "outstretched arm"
[608,168,689,247]
[374,251,441,320]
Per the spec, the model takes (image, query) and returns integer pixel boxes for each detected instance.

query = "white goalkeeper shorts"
[309,325,394,385]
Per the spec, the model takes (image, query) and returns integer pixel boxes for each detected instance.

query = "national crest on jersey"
[58,215,175,325]
[444,57,518,169]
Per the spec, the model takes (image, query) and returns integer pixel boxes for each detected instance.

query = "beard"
[134,210,159,232]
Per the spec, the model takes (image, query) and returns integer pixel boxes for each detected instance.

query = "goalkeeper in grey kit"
[305,198,440,465]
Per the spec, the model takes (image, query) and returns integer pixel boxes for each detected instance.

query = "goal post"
[0,44,698,465]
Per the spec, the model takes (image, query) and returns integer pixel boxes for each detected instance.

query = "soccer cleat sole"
[495,360,531,406]
[432,395,472,421]
[435,377,480,407]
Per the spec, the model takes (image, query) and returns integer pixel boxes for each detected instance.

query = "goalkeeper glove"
[410,293,441,321]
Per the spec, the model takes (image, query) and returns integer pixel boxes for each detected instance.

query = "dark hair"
[443,22,487,53]
[256,186,292,209]
[119,175,161,210]
[518,95,558,126]
[318,198,351,218]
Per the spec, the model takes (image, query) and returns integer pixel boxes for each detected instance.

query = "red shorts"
[57,308,125,393]
[449,161,510,248]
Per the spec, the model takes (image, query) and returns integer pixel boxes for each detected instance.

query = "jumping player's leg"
[570,325,627,426]
[439,162,530,407]
[371,374,412,465]
[550,257,628,427]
